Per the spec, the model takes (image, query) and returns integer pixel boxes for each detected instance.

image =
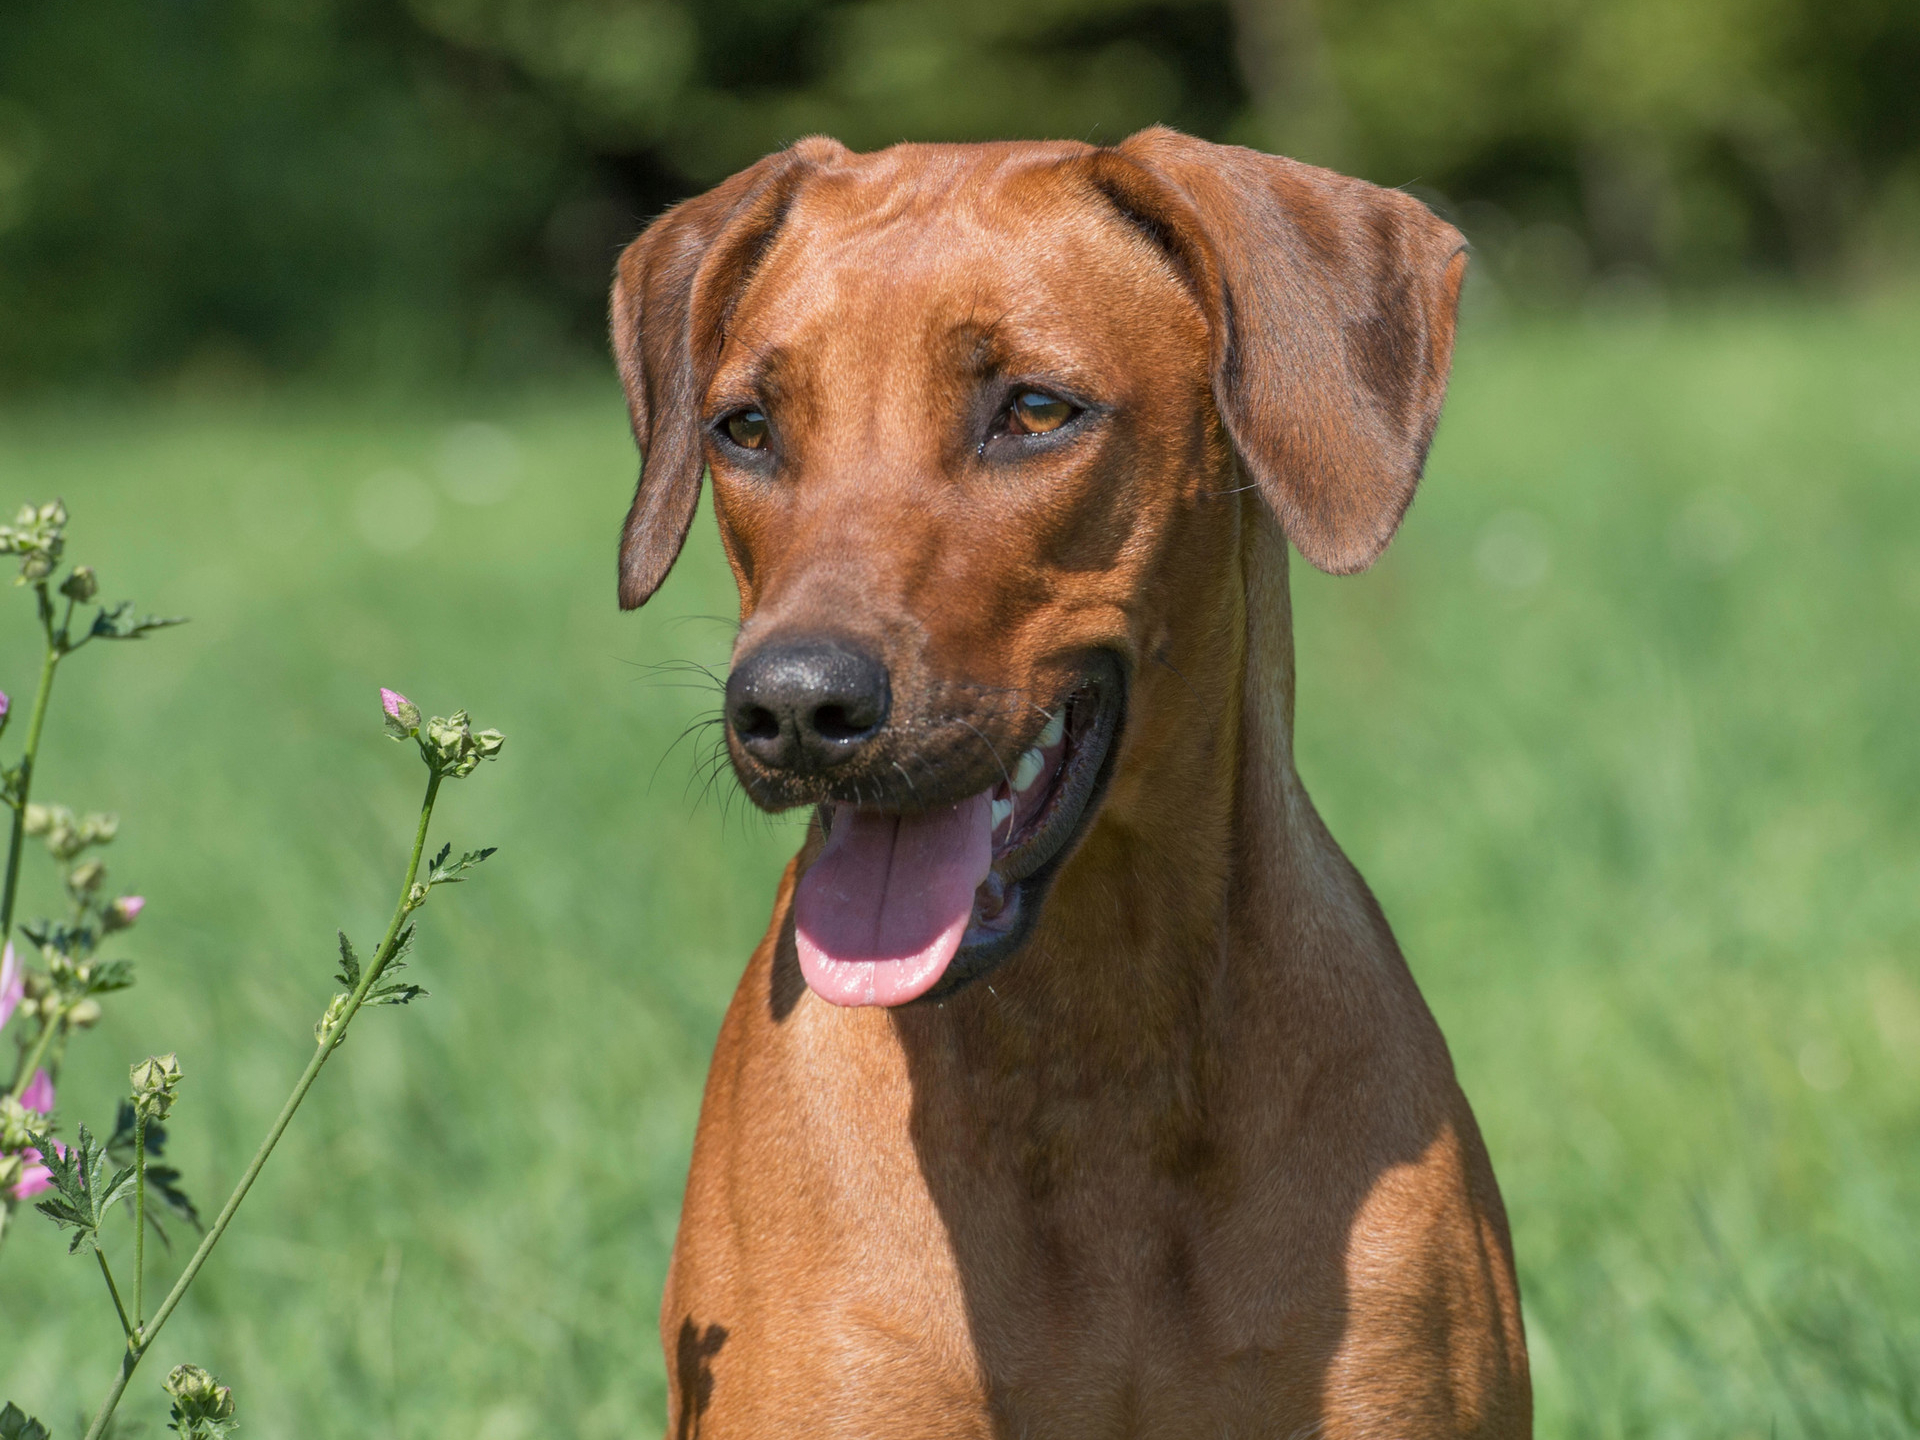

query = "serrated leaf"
[142,1163,204,1244]
[0,1401,52,1440]
[30,1122,138,1253]
[426,845,497,888]
[85,959,135,994]
[88,602,188,641]
[108,1100,137,1154]
[334,931,361,988]
[368,982,427,1005]
[106,1104,202,1243]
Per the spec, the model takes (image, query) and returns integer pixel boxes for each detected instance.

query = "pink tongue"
[794,793,994,1006]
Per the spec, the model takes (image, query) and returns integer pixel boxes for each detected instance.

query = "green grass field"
[3,296,1917,1437]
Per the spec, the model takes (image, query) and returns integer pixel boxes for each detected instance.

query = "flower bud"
[381,687,422,739]
[1,501,65,585]
[21,802,50,836]
[406,882,428,910]
[80,812,119,846]
[131,1052,181,1121]
[68,857,106,894]
[0,690,10,740]
[67,998,102,1028]
[163,1364,235,1426]
[420,709,505,779]
[59,565,97,602]
[0,1095,32,1149]
[104,894,146,932]
[45,813,81,859]
[316,992,351,1046]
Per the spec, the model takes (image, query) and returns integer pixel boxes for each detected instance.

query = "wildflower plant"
[0,502,505,1438]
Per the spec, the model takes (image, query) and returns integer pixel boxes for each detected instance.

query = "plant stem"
[6,1003,62,1103]
[0,594,62,955]
[80,767,444,1440]
[134,1111,147,1326]
[94,1243,133,1340]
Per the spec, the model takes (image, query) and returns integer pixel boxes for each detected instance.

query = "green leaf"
[426,844,496,889]
[334,930,361,988]
[368,980,427,1005]
[88,602,188,642]
[30,1122,138,1254]
[84,959,135,994]
[366,924,425,1004]
[107,1103,203,1243]
[0,1401,51,1440]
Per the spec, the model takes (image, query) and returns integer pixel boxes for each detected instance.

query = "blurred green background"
[2,1,1918,1436]
[2,0,1918,387]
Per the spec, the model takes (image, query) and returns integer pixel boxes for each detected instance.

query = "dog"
[611,127,1529,1437]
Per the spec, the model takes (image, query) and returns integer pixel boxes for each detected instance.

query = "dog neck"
[900,481,1337,1080]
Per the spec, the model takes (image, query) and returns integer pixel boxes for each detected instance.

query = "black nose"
[725,638,891,772]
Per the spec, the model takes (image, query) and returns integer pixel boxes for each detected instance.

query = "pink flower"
[10,1151,53,1200]
[10,1128,62,1201]
[104,894,145,932]
[0,690,10,717]
[380,687,421,737]
[5,1066,57,1201]
[0,942,19,1032]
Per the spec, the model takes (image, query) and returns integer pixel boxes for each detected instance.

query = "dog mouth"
[792,658,1124,1007]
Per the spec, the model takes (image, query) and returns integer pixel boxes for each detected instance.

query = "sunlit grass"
[2,295,1917,1436]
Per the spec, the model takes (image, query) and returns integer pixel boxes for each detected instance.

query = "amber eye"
[1008,391,1072,435]
[724,409,769,450]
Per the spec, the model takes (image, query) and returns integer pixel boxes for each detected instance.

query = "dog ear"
[1093,127,1468,574]
[610,140,840,608]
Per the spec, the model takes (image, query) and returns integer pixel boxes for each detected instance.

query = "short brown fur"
[612,128,1528,1436]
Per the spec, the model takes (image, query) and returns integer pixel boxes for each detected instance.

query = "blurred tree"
[1234,0,1920,289]
[0,0,581,386]
[0,0,1914,385]
[403,0,1245,177]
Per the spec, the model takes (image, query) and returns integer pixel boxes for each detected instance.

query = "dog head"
[611,128,1465,1006]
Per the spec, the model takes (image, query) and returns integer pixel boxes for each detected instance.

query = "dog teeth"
[990,796,1013,831]
[1013,747,1045,792]
[1038,709,1066,749]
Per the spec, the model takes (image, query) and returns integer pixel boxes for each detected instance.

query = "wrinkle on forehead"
[711,170,1187,411]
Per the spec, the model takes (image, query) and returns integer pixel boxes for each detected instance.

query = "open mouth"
[792,658,1124,1007]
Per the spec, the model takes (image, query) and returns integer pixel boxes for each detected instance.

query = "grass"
[1,294,1917,1437]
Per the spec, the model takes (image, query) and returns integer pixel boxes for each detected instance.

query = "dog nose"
[726,638,891,772]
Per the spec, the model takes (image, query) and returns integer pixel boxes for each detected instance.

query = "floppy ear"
[609,139,840,608]
[1092,127,1468,574]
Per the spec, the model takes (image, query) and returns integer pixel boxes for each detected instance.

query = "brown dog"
[611,128,1529,1436]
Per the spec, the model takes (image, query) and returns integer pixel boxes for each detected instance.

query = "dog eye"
[724,409,769,450]
[1007,392,1073,435]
